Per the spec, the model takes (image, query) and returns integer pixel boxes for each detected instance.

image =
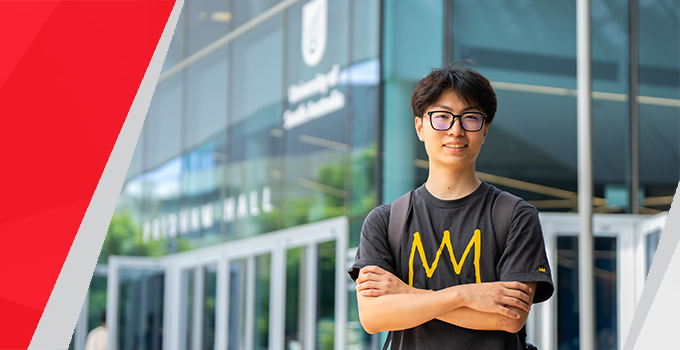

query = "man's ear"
[415,117,424,141]
[482,123,490,143]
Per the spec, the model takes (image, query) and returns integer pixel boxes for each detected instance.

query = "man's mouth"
[444,144,467,149]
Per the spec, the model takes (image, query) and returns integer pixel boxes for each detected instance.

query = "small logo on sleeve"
[539,267,547,273]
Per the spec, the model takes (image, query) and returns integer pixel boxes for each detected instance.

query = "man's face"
[415,88,490,172]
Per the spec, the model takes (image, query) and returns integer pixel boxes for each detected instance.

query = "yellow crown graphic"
[539,267,546,272]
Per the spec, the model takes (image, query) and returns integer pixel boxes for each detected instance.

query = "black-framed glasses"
[423,111,487,132]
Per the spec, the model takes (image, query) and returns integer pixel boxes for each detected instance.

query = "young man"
[348,65,554,349]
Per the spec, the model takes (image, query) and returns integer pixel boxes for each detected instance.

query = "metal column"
[577,0,595,349]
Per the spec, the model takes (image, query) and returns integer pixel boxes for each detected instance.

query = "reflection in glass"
[317,241,336,350]
[187,0,232,56]
[638,0,679,213]
[285,247,304,349]
[254,254,271,349]
[181,138,224,249]
[203,265,217,350]
[557,236,617,350]
[227,12,283,240]
[228,260,247,350]
[118,269,165,350]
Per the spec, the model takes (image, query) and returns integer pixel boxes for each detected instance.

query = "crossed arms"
[355,265,537,334]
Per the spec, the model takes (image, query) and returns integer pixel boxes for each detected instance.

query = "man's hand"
[455,281,533,319]
[356,265,416,296]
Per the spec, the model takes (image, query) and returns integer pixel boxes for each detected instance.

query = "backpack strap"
[492,190,533,349]
[387,191,412,262]
[491,191,521,253]
[383,191,412,350]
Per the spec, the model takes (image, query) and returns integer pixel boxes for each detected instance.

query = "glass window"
[118,269,165,350]
[185,47,228,151]
[181,269,195,350]
[254,254,272,349]
[226,14,283,239]
[180,138,225,249]
[228,259,247,350]
[316,241,336,350]
[203,265,218,350]
[233,0,281,27]
[145,74,183,172]
[638,0,680,213]
[285,247,304,349]
[591,0,631,213]
[348,0,380,224]
[282,0,351,228]
[556,236,617,350]
[352,0,380,64]
[141,157,181,256]
[115,177,144,246]
[187,0,232,56]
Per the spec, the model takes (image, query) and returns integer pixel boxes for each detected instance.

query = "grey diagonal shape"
[623,181,680,350]
[27,1,184,349]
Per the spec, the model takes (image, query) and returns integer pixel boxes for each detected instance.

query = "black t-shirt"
[349,181,554,350]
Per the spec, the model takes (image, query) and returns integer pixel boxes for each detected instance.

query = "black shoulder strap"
[383,191,411,350]
[492,191,534,349]
[491,191,521,253]
[388,191,412,261]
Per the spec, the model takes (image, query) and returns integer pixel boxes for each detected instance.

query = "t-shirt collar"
[416,180,489,209]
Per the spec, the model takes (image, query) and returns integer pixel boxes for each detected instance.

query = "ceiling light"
[211,11,233,23]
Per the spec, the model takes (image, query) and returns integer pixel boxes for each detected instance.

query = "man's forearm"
[435,306,526,333]
[357,287,465,334]
[389,284,534,333]
[435,282,537,333]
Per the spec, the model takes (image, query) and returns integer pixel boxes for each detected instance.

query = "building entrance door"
[106,216,348,350]
[531,213,642,350]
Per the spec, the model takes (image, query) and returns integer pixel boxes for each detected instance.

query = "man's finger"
[356,281,377,292]
[505,297,531,312]
[361,265,386,275]
[498,305,520,319]
[507,289,532,305]
[503,281,532,294]
[356,272,382,285]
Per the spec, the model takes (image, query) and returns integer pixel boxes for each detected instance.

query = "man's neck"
[424,165,480,200]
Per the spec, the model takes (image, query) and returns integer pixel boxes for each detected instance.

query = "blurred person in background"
[85,310,107,350]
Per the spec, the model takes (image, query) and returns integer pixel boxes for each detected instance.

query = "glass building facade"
[72,1,678,349]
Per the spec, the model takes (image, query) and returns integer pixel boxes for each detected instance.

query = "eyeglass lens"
[430,112,484,131]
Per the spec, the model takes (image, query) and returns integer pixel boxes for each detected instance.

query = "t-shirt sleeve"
[347,204,397,282]
[497,201,555,303]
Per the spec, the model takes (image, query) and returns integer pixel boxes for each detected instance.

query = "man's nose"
[447,117,465,136]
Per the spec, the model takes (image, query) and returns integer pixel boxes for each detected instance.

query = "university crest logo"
[301,0,327,67]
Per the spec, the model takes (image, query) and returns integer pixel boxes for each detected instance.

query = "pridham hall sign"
[143,186,274,243]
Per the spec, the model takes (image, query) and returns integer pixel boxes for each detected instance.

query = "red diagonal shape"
[0,1,175,348]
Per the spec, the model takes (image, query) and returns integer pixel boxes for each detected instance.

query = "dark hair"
[411,62,497,124]
[101,310,107,324]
